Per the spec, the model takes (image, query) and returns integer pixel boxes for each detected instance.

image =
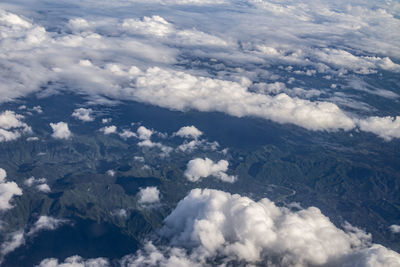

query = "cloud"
[100,125,117,135]
[122,188,400,267]
[175,126,203,139]
[1,7,400,140]
[135,126,172,156]
[184,158,237,183]
[0,110,31,142]
[0,168,23,211]
[27,216,69,236]
[0,231,24,260]
[389,225,400,234]
[24,176,47,187]
[36,183,51,193]
[131,67,356,132]
[50,122,72,140]
[138,187,160,205]
[137,126,153,140]
[119,129,137,139]
[36,256,109,267]
[358,116,400,141]
[0,216,68,261]
[72,107,94,122]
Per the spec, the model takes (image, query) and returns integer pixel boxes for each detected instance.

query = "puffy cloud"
[0,110,31,142]
[100,125,117,135]
[50,122,71,140]
[124,188,400,267]
[119,129,137,139]
[24,176,50,193]
[0,231,25,259]
[24,176,47,187]
[184,158,237,183]
[358,116,400,141]
[36,256,109,267]
[111,209,128,218]
[137,126,153,140]
[28,216,69,236]
[138,187,160,204]
[389,225,400,234]
[0,168,23,211]
[36,183,51,193]
[175,126,203,139]
[106,170,116,177]
[72,108,94,122]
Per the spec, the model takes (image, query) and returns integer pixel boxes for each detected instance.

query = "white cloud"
[131,67,356,132]
[72,108,94,122]
[184,158,237,183]
[36,256,109,267]
[24,176,47,187]
[28,216,69,236]
[0,7,399,140]
[137,126,153,140]
[106,170,116,177]
[119,129,137,139]
[123,188,400,267]
[102,118,112,124]
[175,126,202,139]
[138,186,160,204]
[358,116,400,141]
[0,231,24,259]
[0,168,23,211]
[0,110,31,142]
[36,183,51,193]
[100,125,117,135]
[389,225,400,234]
[111,209,128,218]
[50,122,72,140]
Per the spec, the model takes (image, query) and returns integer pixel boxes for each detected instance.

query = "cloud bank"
[0,6,399,139]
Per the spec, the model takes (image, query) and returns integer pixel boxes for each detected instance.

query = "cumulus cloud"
[27,216,69,236]
[138,187,160,205]
[184,158,237,183]
[135,126,172,155]
[24,176,50,192]
[358,116,400,141]
[100,125,117,135]
[72,108,94,122]
[36,256,109,267]
[389,225,400,234]
[175,126,203,139]
[36,183,51,193]
[0,168,23,211]
[119,129,137,139]
[24,176,47,187]
[0,110,31,142]
[0,231,24,260]
[137,126,153,140]
[50,122,71,140]
[123,188,400,267]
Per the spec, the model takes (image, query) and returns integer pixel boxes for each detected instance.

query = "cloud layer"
[0,4,399,139]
